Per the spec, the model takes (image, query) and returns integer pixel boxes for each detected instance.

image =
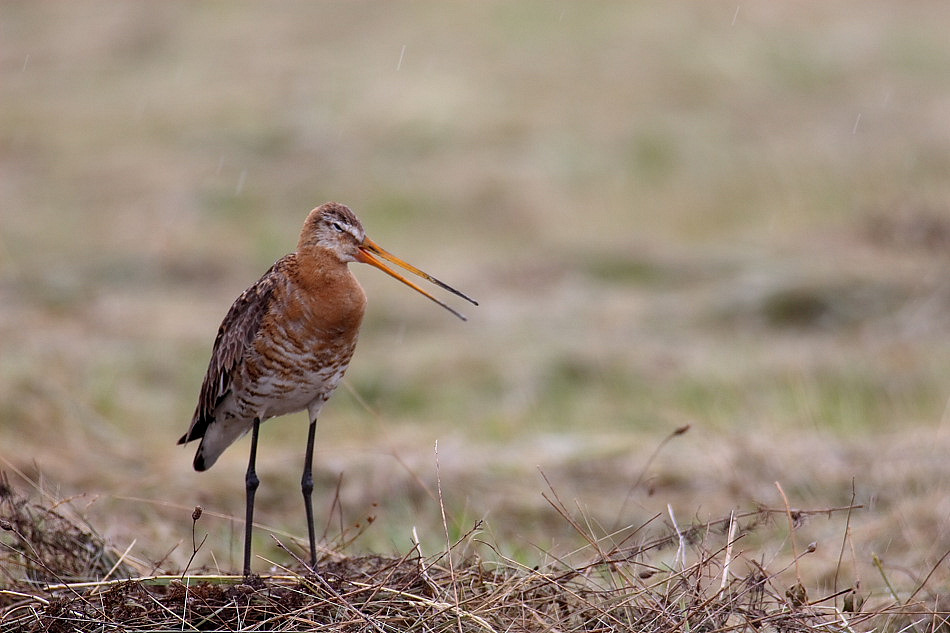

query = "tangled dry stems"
[0,476,944,632]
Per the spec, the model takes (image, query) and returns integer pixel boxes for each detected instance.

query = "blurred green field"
[3,1,950,598]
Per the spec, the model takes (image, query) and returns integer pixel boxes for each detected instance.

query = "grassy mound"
[2,475,941,632]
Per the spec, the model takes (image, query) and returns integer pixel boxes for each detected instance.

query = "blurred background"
[3,1,950,590]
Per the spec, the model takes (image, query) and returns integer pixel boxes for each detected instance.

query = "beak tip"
[361,238,477,320]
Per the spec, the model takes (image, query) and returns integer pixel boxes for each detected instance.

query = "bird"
[177,202,477,576]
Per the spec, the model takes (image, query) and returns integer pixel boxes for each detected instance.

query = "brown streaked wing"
[177,257,286,445]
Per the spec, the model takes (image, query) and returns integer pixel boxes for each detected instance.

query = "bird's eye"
[331,222,345,233]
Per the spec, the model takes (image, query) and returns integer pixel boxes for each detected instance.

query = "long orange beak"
[357,237,478,321]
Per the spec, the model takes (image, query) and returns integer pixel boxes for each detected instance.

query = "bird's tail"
[187,417,255,472]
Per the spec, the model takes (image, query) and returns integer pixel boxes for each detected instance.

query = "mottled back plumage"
[178,262,279,454]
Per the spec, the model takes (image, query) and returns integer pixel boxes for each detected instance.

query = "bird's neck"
[292,246,367,327]
[294,246,352,289]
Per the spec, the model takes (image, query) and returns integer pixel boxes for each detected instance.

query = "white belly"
[254,363,348,420]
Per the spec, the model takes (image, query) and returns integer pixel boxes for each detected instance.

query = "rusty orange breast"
[235,249,367,418]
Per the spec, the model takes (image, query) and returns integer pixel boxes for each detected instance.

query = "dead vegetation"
[2,474,946,632]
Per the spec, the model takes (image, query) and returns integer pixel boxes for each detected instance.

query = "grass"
[2,471,943,632]
[2,0,950,626]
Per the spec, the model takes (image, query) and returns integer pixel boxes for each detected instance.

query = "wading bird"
[177,202,476,576]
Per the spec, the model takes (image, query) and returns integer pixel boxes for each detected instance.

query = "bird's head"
[299,202,478,320]
[299,202,367,261]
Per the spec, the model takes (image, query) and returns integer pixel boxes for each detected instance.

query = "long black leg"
[243,417,261,577]
[301,418,318,569]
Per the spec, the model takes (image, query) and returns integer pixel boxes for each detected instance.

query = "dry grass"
[4,474,943,632]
